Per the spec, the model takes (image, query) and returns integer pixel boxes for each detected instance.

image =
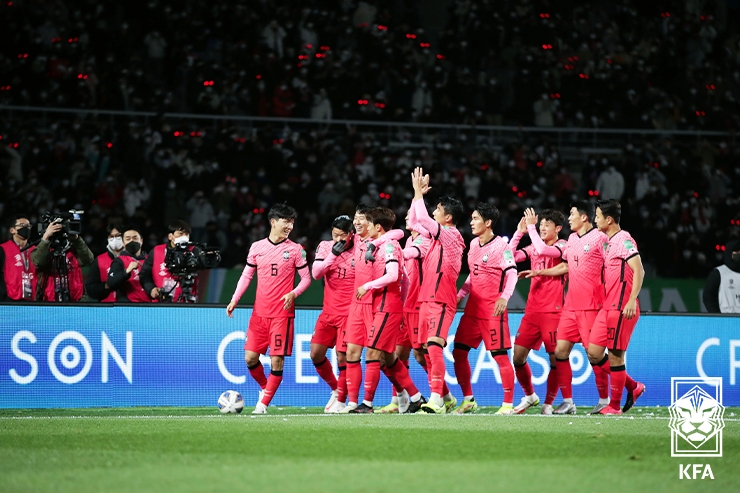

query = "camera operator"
[0,214,38,301]
[32,219,94,302]
[140,219,199,302]
[85,223,125,302]
[107,227,151,302]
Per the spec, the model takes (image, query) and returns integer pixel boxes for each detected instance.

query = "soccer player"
[527,201,610,415]
[408,167,466,414]
[350,207,426,413]
[590,199,645,414]
[226,203,311,414]
[508,208,567,414]
[453,203,518,414]
[310,215,355,413]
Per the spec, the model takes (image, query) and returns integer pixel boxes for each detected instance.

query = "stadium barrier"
[1,304,738,408]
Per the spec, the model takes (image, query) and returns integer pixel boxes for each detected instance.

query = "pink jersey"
[562,228,608,311]
[603,230,640,310]
[314,240,356,316]
[352,238,375,305]
[522,238,568,312]
[370,240,404,313]
[418,226,465,307]
[247,238,308,318]
[403,234,431,312]
[464,236,517,318]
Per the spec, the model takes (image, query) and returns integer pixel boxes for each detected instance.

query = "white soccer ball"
[218,390,244,414]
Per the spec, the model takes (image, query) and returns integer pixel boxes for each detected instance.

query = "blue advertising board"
[1,305,738,408]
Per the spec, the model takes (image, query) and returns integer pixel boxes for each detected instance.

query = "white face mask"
[108,237,124,251]
[174,235,190,245]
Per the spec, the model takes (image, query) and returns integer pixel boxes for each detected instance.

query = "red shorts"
[345,302,373,347]
[419,301,455,345]
[402,311,422,349]
[590,307,640,351]
[515,311,561,353]
[556,310,598,347]
[367,312,403,353]
[245,315,294,356]
[311,312,347,351]
[454,313,511,352]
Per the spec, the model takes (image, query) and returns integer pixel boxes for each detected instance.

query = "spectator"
[0,214,38,301]
[596,164,625,200]
[85,223,125,302]
[703,240,740,313]
[107,227,151,302]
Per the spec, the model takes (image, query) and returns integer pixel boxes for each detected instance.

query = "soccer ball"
[217,390,244,414]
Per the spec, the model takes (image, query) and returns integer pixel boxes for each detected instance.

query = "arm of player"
[226,264,255,317]
[377,229,404,244]
[409,198,440,239]
[456,274,471,304]
[358,261,399,299]
[522,261,568,279]
[400,265,410,305]
[622,255,645,319]
[283,265,311,309]
[527,224,563,257]
[508,231,528,262]
[311,254,336,280]
[494,268,517,316]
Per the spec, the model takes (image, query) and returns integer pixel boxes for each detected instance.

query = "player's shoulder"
[554,238,568,249]
[317,239,333,250]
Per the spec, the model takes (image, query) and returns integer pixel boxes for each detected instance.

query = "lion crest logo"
[669,378,724,457]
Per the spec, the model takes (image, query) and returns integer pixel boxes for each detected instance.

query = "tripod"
[160,273,198,303]
[37,250,72,302]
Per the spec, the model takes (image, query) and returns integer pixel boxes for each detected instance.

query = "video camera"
[38,210,84,255]
[164,242,221,277]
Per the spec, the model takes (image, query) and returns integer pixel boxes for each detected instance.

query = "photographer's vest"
[717,265,740,314]
[95,252,116,302]
[152,244,198,302]
[40,252,84,302]
[117,255,151,303]
[1,240,37,301]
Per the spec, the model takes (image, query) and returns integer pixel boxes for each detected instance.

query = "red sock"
[514,362,534,396]
[346,360,362,404]
[385,358,419,396]
[427,343,445,395]
[453,348,473,397]
[625,372,637,392]
[546,365,559,405]
[592,355,610,400]
[556,358,573,399]
[248,362,267,389]
[313,357,337,391]
[494,354,514,404]
[363,361,381,403]
[337,365,347,403]
[609,365,627,410]
[424,352,433,388]
[391,359,410,397]
[260,370,283,406]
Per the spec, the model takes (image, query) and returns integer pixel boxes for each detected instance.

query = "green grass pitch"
[1,406,738,493]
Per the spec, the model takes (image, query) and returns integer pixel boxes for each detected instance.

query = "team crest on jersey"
[583,243,590,253]
[482,254,489,263]
[283,251,290,260]
[351,259,355,267]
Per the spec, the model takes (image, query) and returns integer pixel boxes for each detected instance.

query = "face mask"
[108,237,124,250]
[16,227,31,240]
[174,235,190,245]
[125,242,141,255]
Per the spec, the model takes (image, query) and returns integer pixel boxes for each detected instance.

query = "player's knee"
[270,356,285,372]
[309,346,326,363]
[244,352,260,367]
[413,349,426,366]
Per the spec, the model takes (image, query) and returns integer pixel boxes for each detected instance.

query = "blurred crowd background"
[1,0,739,278]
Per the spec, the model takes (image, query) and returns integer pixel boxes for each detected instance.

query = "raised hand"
[524,207,538,226]
[516,216,527,234]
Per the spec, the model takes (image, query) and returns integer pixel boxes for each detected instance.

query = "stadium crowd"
[0,111,738,280]
[1,0,739,130]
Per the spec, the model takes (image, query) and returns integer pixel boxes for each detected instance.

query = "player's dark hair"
[168,219,192,235]
[439,196,464,225]
[267,202,298,222]
[9,213,30,229]
[474,202,499,228]
[570,200,595,223]
[365,207,396,232]
[540,209,565,227]
[106,222,125,235]
[597,199,621,224]
[355,203,372,215]
[332,215,353,233]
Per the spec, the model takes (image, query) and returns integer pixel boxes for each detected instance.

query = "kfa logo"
[583,243,590,252]
[283,251,290,260]
[678,464,714,480]
[669,377,724,457]
[482,254,489,263]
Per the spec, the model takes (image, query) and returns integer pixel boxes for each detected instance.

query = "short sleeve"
[315,241,332,260]
[296,245,308,268]
[246,244,257,267]
[501,246,517,270]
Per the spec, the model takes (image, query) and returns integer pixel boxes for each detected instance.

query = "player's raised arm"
[508,215,529,262]
[524,208,564,257]
[409,167,440,237]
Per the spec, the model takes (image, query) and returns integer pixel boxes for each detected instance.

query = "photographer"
[32,219,94,302]
[140,219,198,302]
[107,227,151,302]
[85,223,125,302]
[0,214,38,301]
